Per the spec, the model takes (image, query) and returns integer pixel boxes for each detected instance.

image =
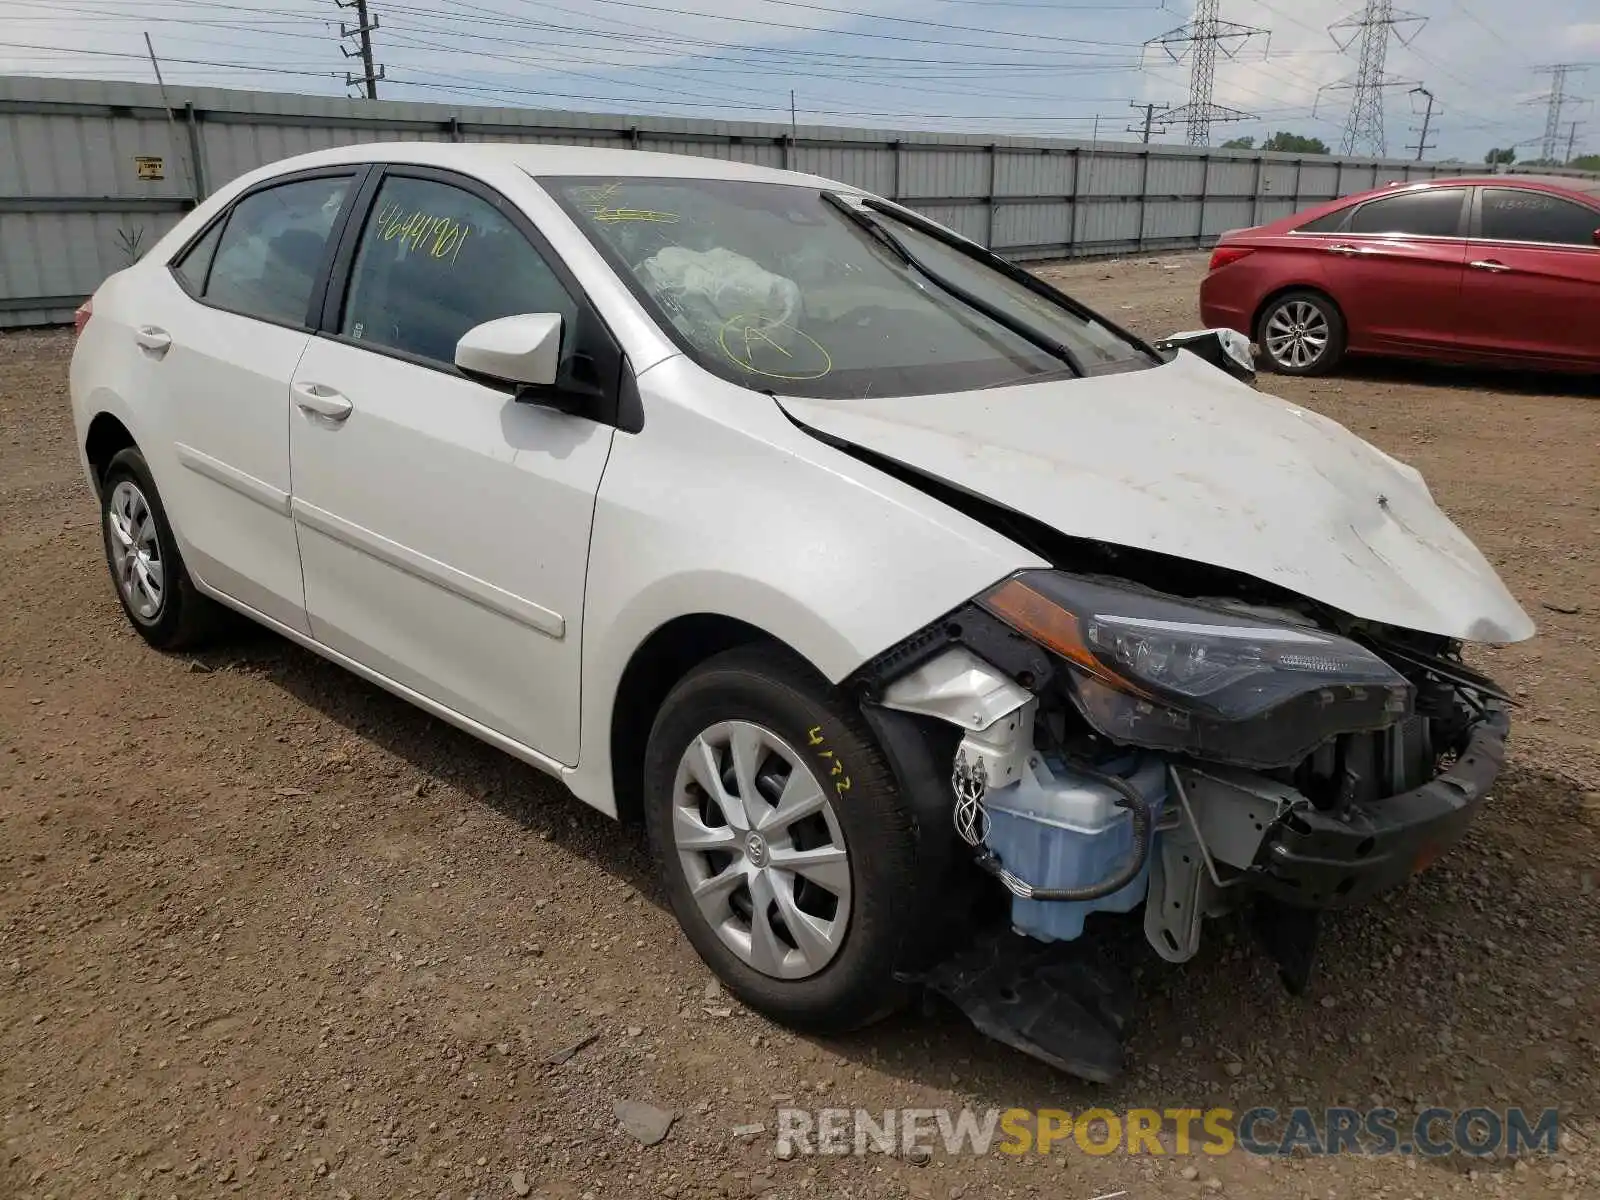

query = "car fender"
[69,268,207,563]
[562,354,1045,814]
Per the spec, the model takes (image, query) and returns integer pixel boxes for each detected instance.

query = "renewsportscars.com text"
[774,1106,1561,1158]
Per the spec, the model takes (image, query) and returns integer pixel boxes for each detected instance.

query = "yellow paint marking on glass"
[373,202,470,262]
[717,314,831,381]
[574,181,678,222]
[590,207,679,223]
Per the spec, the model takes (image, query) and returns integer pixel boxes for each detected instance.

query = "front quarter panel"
[564,355,1045,812]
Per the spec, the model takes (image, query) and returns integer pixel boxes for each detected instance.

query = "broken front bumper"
[1249,704,1509,909]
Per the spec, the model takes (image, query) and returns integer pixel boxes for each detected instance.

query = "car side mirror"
[1154,327,1257,384]
[455,313,562,389]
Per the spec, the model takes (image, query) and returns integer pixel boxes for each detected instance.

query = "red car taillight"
[73,298,93,337]
[1208,245,1255,272]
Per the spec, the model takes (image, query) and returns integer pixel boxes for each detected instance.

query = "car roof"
[1245,171,1600,236]
[240,140,842,189]
[1378,174,1600,197]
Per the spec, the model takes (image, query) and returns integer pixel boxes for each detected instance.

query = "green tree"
[1261,131,1329,154]
[1221,136,1256,150]
[1570,153,1600,172]
[1484,147,1517,166]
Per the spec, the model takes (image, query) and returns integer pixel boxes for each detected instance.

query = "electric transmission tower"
[337,0,384,99]
[1529,65,1589,163]
[1323,0,1425,158]
[1144,0,1269,147]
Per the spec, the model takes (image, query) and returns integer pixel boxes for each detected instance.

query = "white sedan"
[71,144,1533,1080]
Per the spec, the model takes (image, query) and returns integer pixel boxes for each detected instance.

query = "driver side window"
[341,174,579,368]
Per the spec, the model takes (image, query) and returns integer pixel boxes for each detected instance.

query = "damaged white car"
[70,145,1534,1081]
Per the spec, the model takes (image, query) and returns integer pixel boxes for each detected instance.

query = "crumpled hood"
[778,353,1534,643]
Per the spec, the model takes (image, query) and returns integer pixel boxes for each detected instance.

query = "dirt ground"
[3,254,1598,1200]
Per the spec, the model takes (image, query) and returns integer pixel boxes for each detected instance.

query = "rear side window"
[1296,209,1349,233]
[203,175,352,326]
[1480,188,1600,246]
[172,218,223,294]
[1348,189,1466,237]
[339,174,579,368]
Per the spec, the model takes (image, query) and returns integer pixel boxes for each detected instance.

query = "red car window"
[1296,208,1349,233]
[1480,189,1600,247]
[1348,189,1467,237]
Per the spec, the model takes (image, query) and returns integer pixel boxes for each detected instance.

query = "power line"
[0,40,345,78]
[380,69,1121,123]
[1143,0,1269,146]
[376,27,1136,109]
[445,0,1145,56]
[1323,0,1425,157]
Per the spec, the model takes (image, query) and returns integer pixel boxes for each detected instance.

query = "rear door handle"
[1327,244,1363,256]
[134,326,172,355]
[293,382,354,423]
[1469,259,1511,273]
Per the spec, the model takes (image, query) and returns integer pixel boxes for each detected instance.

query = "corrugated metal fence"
[3,75,1591,326]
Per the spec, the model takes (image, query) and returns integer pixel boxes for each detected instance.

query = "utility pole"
[1144,0,1269,147]
[1325,0,1425,158]
[1565,120,1584,164]
[1406,85,1437,161]
[1127,101,1167,144]
[790,89,797,141]
[1528,65,1588,163]
[143,31,195,198]
[337,0,383,99]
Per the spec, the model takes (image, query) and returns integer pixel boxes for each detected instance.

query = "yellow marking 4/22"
[806,726,853,797]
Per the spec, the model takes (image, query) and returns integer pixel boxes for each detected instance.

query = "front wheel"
[1256,290,1346,375]
[642,646,922,1032]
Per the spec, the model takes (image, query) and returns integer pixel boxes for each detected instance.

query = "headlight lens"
[980,571,1412,767]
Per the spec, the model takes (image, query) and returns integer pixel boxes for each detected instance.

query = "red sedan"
[1199,175,1600,375]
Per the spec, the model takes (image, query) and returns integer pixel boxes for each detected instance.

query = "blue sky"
[2,0,1596,161]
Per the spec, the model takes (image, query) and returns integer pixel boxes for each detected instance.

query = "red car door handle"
[1327,244,1363,256]
[1469,259,1511,273]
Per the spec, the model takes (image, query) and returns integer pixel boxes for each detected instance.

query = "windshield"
[544,176,1152,399]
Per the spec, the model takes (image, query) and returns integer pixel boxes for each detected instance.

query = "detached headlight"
[979,571,1412,767]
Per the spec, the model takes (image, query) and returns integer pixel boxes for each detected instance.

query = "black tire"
[1255,289,1347,376]
[643,645,920,1033]
[99,446,221,650]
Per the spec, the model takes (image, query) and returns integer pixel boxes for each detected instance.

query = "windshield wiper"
[820,190,1085,379]
[857,195,1161,367]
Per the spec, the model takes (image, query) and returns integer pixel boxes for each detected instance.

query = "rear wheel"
[1256,290,1346,375]
[100,447,221,650]
[642,646,921,1032]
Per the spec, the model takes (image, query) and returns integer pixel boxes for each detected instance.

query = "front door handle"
[1469,259,1511,273]
[134,326,172,355]
[293,382,354,423]
[1327,244,1363,256]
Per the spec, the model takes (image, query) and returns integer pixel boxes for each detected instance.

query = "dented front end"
[854,568,1514,991]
